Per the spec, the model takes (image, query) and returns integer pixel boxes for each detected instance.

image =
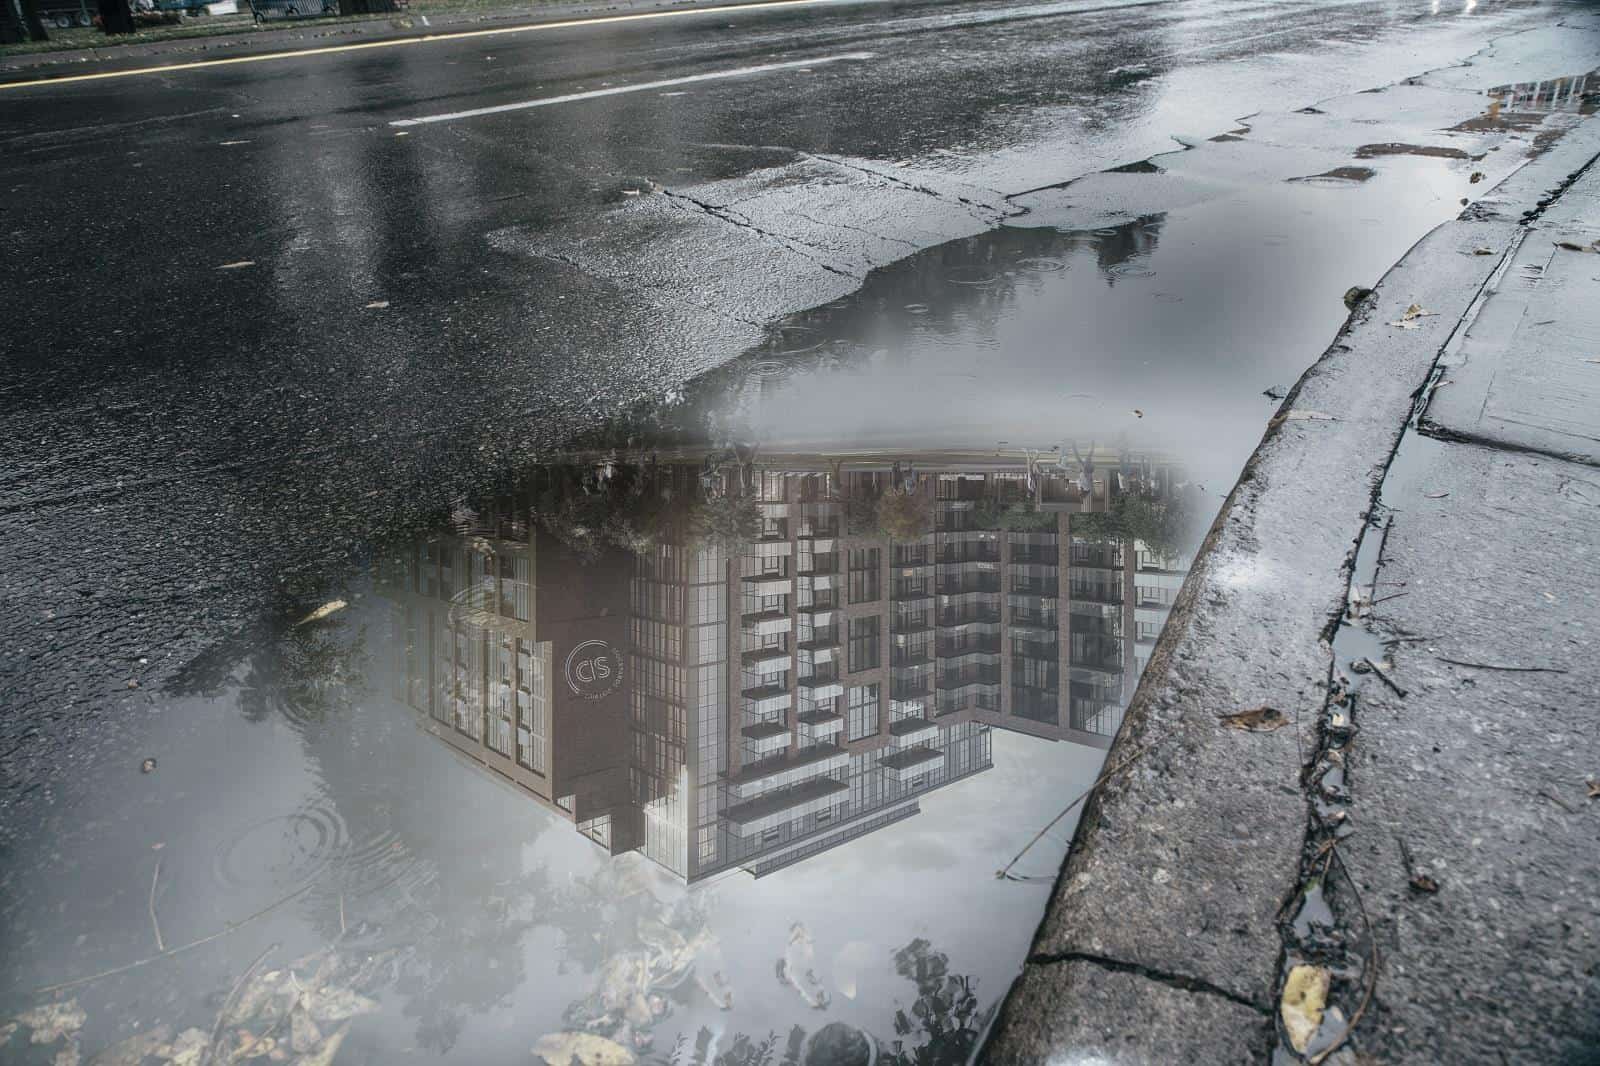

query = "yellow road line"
[0,0,847,91]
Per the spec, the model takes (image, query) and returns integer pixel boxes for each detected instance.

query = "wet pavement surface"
[3,0,1600,1062]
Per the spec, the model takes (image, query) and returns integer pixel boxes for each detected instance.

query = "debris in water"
[296,600,347,627]
[1280,964,1330,1053]
[297,1022,350,1066]
[13,999,87,1044]
[1343,286,1373,309]
[141,757,157,773]
[532,1031,636,1065]
[1218,705,1288,732]
[217,261,255,270]
[778,923,831,1009]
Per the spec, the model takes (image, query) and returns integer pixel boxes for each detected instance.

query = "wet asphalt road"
[0,0,1586,827]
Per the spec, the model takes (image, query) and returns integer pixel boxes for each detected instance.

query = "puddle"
[3,67,1595,1066]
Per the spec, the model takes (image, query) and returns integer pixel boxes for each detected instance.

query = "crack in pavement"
[659,187,857,277]
[1025,950,1273,1015]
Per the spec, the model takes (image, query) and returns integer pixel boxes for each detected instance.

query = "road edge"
[979,124,1600,1063]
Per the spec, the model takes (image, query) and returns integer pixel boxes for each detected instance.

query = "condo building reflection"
[375,449,1196,883]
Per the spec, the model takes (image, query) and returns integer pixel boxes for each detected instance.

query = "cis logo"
[565,640,623,700]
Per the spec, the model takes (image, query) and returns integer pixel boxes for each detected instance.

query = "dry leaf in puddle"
[160,1027,208,1066]
[15,1000,86,1043]
[1218,705,1288,732]
[1280,964,1330,1053]
[297,1023,351,1066]
[296,600,347,627]
[532,1031,637,1066]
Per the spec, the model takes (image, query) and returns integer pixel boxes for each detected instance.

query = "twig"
[997,742,1151,881]
[1546,789,1581,815]
[30,883,313,997]
[1360,658,1407,698]
[204,943,277,1066]
[1369,591,1409,606]
[149,858,165,953]
[1436,657,1567,674]
[1308,848,1379,1066]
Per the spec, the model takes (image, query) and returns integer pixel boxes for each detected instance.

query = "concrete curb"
[980,123,1600,1063]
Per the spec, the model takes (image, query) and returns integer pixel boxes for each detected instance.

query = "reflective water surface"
[4,68,1591,1065]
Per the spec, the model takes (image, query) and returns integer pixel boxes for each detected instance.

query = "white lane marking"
[390,51,875,126]
[0,0,856,91]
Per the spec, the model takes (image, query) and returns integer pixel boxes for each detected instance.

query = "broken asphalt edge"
[977,119,1600,1064]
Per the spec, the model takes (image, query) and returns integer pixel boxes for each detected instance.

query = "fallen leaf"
[533,1031,636,1066]
[1280,964,1330,1053]
[1218,705,1288,732]
[1469,171,1484,183]
[296,1023,350,1066]
[159,1027,208,1066]
[1410,872,1440,893]
[15,1000,86,1044]
[1471,246,1495,255]
[217,260,255,270]
[1586,778,1599,799]
[296,600,347,627]
[1400,303,1438,321]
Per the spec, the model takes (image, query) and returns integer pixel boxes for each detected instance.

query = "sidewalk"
[980,119,1600,1063]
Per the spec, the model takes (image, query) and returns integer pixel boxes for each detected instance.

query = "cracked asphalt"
[3,0,1600,1060]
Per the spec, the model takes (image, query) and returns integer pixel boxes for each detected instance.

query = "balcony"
[744,575,793,597]
[893,585,935,604]
[724,777,849,837]
[729,743,849,799]
[741,680,790,702]
[797,709,845,738]
[741,721,792,755]
[888,717,939,746]
[880,746,946,781]
[743,611,792,637]
[793,675,844,701]
[742,649,792,675]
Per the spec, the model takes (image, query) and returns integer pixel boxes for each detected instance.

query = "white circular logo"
[564,640,624,701]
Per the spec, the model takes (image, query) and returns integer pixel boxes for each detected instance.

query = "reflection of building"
[376,452,1191,882]
[377,518,639,856]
